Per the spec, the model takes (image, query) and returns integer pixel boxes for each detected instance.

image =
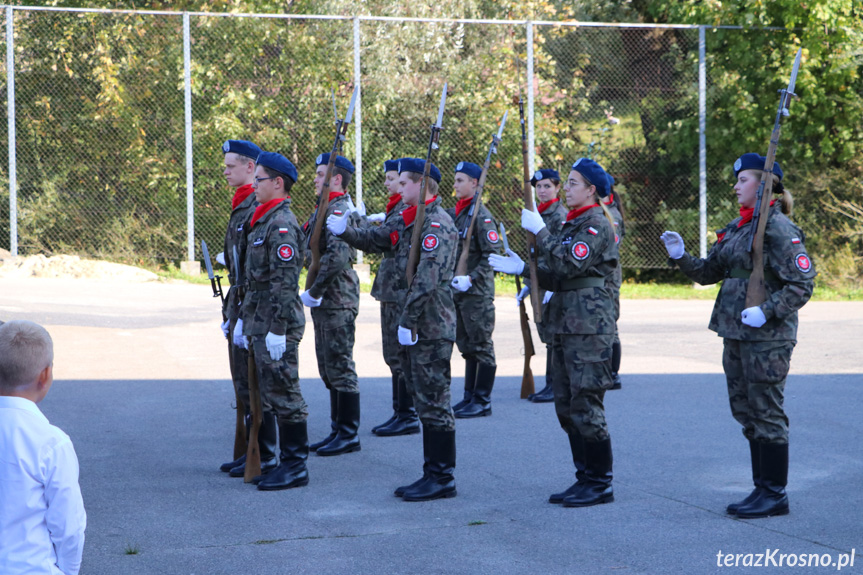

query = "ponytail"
[773,177,793,216]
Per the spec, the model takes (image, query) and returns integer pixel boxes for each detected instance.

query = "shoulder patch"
[794,253,812,273]
[484,218,492,223]
[333,210,343,216]
[390,230,400,246]
[571,241,590,261]
[588,227,598,236]
[487,229,499,243]
[277,244,295,262]
[430,222,441,228]
[791,237,801,244]
[422,234,439,251]
[279,227,289,234]
[615,233,620,245]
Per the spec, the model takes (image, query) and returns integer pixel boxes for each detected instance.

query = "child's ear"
[37,363,53,391]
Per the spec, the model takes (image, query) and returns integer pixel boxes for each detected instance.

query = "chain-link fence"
[0,8,800,270]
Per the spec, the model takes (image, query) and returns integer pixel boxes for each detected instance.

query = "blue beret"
[606,172,616,189]
[256,151,298,184]
[398,157,442,183]
[383,159,400,173]
[222,140,261,160]
[733,153,783,181]
[316,153,356,174]
[455,161,482,180]
[530,168,560,187]
[571,158,610,198]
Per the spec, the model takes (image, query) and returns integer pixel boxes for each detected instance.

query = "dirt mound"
[0,254,159,281]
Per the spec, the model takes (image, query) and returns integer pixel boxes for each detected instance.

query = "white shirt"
[0,396,86,575]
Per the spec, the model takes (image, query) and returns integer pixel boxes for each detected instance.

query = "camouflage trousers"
[380,301,404,382]
[723,338,794,444]
[249,333,308,424]
[400,340,455,432]
[454,294,496,367]
[551,333,614,442]
[311,307,359,394]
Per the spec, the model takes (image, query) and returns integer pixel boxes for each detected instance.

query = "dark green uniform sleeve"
[266,220,305,336]
[307,203,357,301]
[761,217,815,321]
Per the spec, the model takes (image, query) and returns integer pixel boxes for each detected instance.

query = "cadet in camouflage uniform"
[602,175,626,390]
[517,168,567,404]
[661,153,815,519]
[301,153,362,457]
[235,151,309,491]
[217,140,279,478]
[448,162,503,418]
[492,158,618,508]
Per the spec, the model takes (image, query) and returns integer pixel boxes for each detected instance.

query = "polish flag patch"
[588,227,598,236]
[277,244,295,262]
[791,237,801,244]
[422,234,439,251]
[430,222,441,228]
[279,227,289,234]
[484,218,492,223]
[571,241,590,261]
[333,210,343,215]
[487,230,500,243]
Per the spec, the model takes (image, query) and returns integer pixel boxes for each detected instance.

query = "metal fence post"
[6,6,17,257]
[353,16,363,265]
[183,12,195,266]
[526,20,535,177]
[698,26,707,258]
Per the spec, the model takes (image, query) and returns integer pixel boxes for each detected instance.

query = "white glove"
[489,248,525,276]
[521,208,546,235]
[221,319,230,339]
[345,196,366,217]
[368,212,386,224]
[516,285,530,306]
[741,306,767,328]
[300,291,322,308]
[660,231,685,260]
[398,325,417,346]
[216,252,225,266]
[355,200,366,217]
[265,331,287,361]
[326,211,349,236]
[451,275,472,292]
[232,319,247,349]
[543,291,554,305]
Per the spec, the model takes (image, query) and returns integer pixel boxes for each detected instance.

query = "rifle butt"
[520,364,535,399]
[244,354,262,483]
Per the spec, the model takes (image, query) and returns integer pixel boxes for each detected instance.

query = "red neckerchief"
[602,193,614,206]
[455,197,473,216]
[385,194,401,215]
[566,203,599,221]
[401,196,437,226]
[328,191,345,202]
[231,184,255,210]
[738,200,776,228]
[250,198,284,227]
[538,198,560,214]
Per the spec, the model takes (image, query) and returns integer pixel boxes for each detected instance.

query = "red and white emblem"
[390,230,400,246]
[795,253,811,273]
[614,233,620,245]
[487,230,499,243]
[422,234,439,251]
[277,244,295,262]
[571,241,590,261]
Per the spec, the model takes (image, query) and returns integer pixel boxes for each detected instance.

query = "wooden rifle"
[746,48,802,308]
[513,91,542,322]
[405,82,448,286]
[500,223,535,398]
[202,240,246,459]
[455,111,508,276]
[306,86,359,289]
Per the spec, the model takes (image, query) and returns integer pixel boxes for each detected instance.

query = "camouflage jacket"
[240,199,306,340]
[674,206,815,341]
[400,197,458,342]
[447,202,502,300]
[530,205,617,335]
[603,196,624,292]
[370,196,406,303]
[303,193,361,310]
[537,199,568,301]
[223,185,257,322]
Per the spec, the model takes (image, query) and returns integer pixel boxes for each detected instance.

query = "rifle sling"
[553,277,605,291]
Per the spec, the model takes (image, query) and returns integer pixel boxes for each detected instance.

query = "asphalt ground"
[1,276,861,575]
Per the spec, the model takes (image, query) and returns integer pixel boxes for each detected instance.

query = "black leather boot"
[736,442,789,518]
[258,421,310,491]
[395,430,430,497]
[530,353,555,403]
[610,341,622,390]
[310,389,338,452]
[455,363,495,418]
[376,375,420,437]
[452,359,477,411]
[316,391,361,456]
[220,412,250,472]
[229,411,279,477]
[550,431,586,504]
[372,374,400,434]
[563,438,614,507]
[402,428,457,501]
[727,439,762,515]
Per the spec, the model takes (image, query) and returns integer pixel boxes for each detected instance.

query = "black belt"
[553,277,605,291]
[247,280,270,292]
[726,268,779,283]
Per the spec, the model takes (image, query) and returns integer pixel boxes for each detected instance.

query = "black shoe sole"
[402,488,457,502]
[316,443,361,457]
[257,477,310,491]
[562,494,614,508]
[375,426,421,437]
